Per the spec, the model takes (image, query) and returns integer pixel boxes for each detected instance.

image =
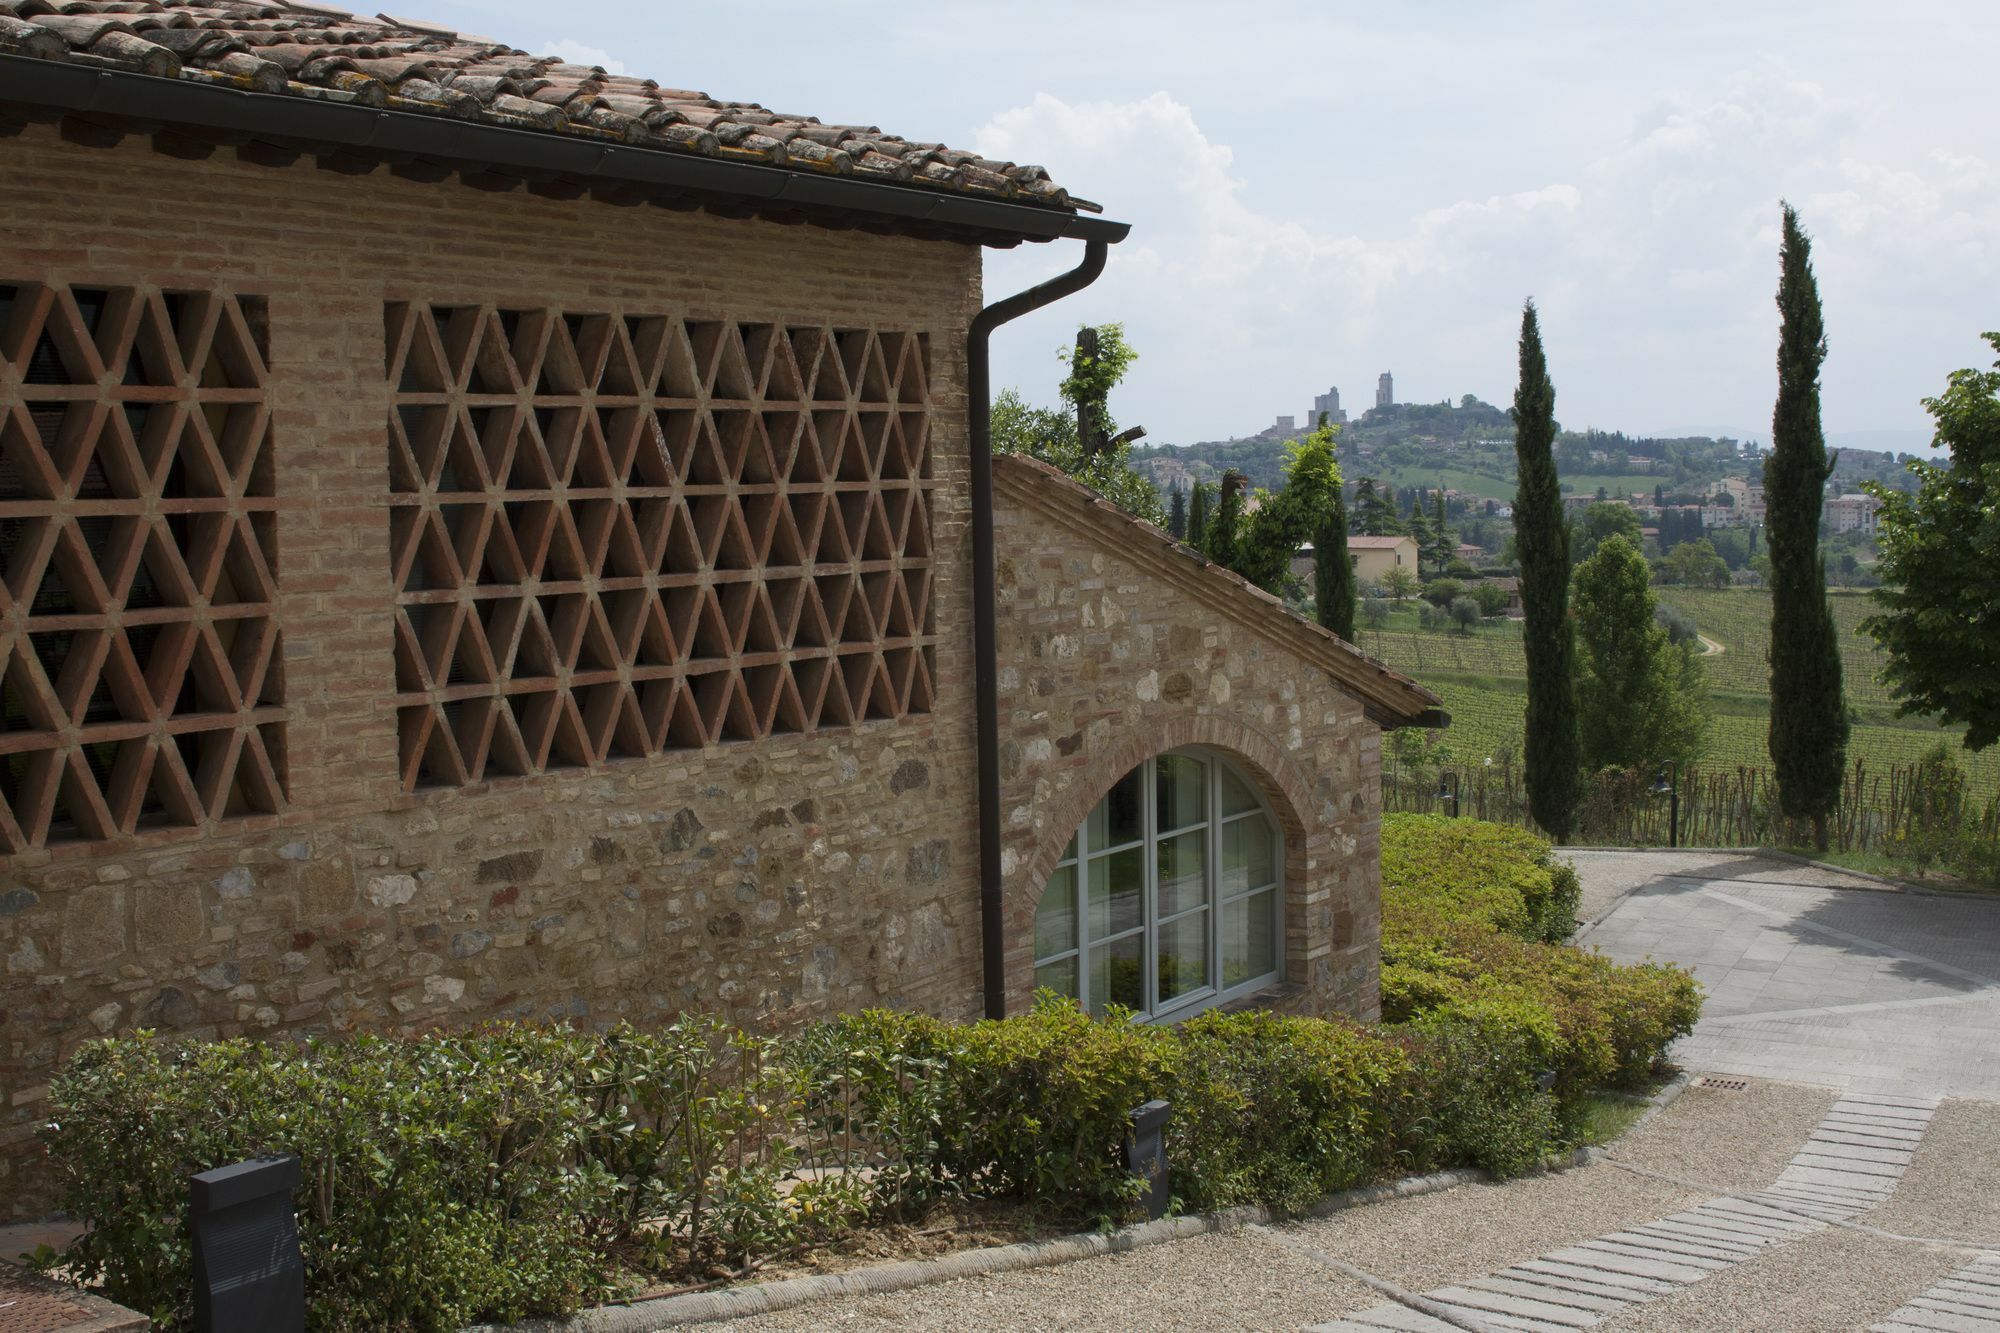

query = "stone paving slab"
[1874,1256,2000,1332]
[1581,865,2000,1099]
[1311,1094,1946,1333]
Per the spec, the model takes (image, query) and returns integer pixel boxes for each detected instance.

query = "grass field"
[1362,585,2000,794]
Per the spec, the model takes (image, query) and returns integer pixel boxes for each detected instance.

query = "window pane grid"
[1033,750,1281,1020]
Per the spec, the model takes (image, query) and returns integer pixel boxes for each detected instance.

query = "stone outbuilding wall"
[992,455,1423,1019]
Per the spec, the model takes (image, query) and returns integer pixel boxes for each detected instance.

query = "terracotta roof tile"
[0,0,1097,214]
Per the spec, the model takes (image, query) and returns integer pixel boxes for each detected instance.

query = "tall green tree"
[1167,484,1188,540]
[991,323,1162,523]
[1188,481,1213,549]
[1404,491,1433,571]
[1205,469,1247,569]
[1862,332,2000,750]
[1512,300,1580,842]
[1572,535,1708,771]
[1222,418,1343,594]
[1354,478,1402,535]
[1571,500,1643,565]
[1765,204,1848,849]
[1429,488,1452,566]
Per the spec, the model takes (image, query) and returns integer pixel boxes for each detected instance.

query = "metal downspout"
[968,237,1111,1020]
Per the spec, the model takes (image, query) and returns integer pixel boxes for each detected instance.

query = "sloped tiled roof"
[0,0,1094,215]
[1347,535,1416,549]
[994,455,1446,730]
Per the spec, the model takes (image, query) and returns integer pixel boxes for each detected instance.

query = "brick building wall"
[0,124,985,1204]
[0,121,1408,1212]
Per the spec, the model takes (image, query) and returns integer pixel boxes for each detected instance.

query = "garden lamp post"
[1651,761,1681,848]
[1436,771,1460,818]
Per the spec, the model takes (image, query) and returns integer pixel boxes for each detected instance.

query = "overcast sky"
[429,1,1994,451]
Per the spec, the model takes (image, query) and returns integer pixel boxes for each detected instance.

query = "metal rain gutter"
[968,237,1118,1020]
[0,54,1131,245]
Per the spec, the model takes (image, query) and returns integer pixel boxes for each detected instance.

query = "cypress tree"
[1314,491,1356,640]
[1167,484,1188,540]
[1766,203,1848,850]
[1405,492,1432,569]
[1431,488,1451,565]
[1188,481,1212,549]
[1207,470,1246,568]
[1512,300,1580,842]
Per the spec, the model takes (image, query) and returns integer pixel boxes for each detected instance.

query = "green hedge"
[1380,813,1701,1098]
[1382,812,1582,943]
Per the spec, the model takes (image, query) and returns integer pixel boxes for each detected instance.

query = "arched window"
[1033,749,1282,1019]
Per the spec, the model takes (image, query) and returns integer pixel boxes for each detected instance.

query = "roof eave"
[0,54,1131,248]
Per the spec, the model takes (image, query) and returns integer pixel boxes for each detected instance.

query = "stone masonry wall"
[0,123,984,1208]
[992,458,1385,1020]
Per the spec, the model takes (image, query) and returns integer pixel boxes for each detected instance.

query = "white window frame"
[1032,748,1284,1021]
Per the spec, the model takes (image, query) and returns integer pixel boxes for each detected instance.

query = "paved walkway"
[1312,1093,1949,1332]
[1575,852,2000,1100]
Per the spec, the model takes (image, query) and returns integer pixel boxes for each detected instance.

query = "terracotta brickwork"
[993,454,1386,1020]
[0,123,982,1206]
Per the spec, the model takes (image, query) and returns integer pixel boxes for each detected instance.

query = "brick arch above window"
[1009,714,1319,920]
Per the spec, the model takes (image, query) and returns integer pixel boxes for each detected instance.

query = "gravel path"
[1606,1224,1966,1332]
[1869,1099,2000,1244]
[1610,1079,1836,1191]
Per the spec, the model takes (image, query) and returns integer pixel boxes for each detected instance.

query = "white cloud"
[977,70,1998,447]
[540,37,628,75]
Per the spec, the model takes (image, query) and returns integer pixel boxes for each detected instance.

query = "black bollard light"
[191,1155,304,1333]
[1126,1099,1172,1220]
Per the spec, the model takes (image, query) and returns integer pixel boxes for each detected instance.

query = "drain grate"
[1696,1076,1749,1091]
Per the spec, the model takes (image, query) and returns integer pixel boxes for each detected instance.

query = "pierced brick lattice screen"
[0,283,285,852]
[386,304,936,791]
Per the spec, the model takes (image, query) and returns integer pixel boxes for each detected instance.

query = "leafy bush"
[1382,813,1581,943]
[1168,1011,1411,1213]
[46,1029,614,1332]
[1381,813,1700,1102]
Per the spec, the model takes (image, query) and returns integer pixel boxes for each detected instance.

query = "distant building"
[1825,493,1882,535]
[1347,533,1420,584]
[1453,542,1486,565]
[1272,414,1297,436]
[1311,386,1346,426]
[1376,372,1394,410]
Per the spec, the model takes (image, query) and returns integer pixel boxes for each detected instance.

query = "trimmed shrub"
[1168,1011,1412,1213]
[1381,813,1701,1101]
[1382,813,1581,943]
[46,1028,614,1332]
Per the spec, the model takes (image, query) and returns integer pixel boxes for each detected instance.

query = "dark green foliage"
[1353,477,1404,535]
[1167,484,1188,540]
[1187,480,1212,548]
[992,323,1161,524]
[1660,537,1730,588]
[1570,501,1643,566]
[1205,469,1246,568]
[1511,300,1581,842]
[1572,535,1709,772]
[1863,333,2000,751]
[1224,422,1342,593]
[1765,205,1849,845]
[1429,488,1453,568]
[1315,489,1357,640]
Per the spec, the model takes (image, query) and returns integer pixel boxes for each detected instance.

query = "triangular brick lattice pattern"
[386,304,936,791]
[0,282,286,851]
